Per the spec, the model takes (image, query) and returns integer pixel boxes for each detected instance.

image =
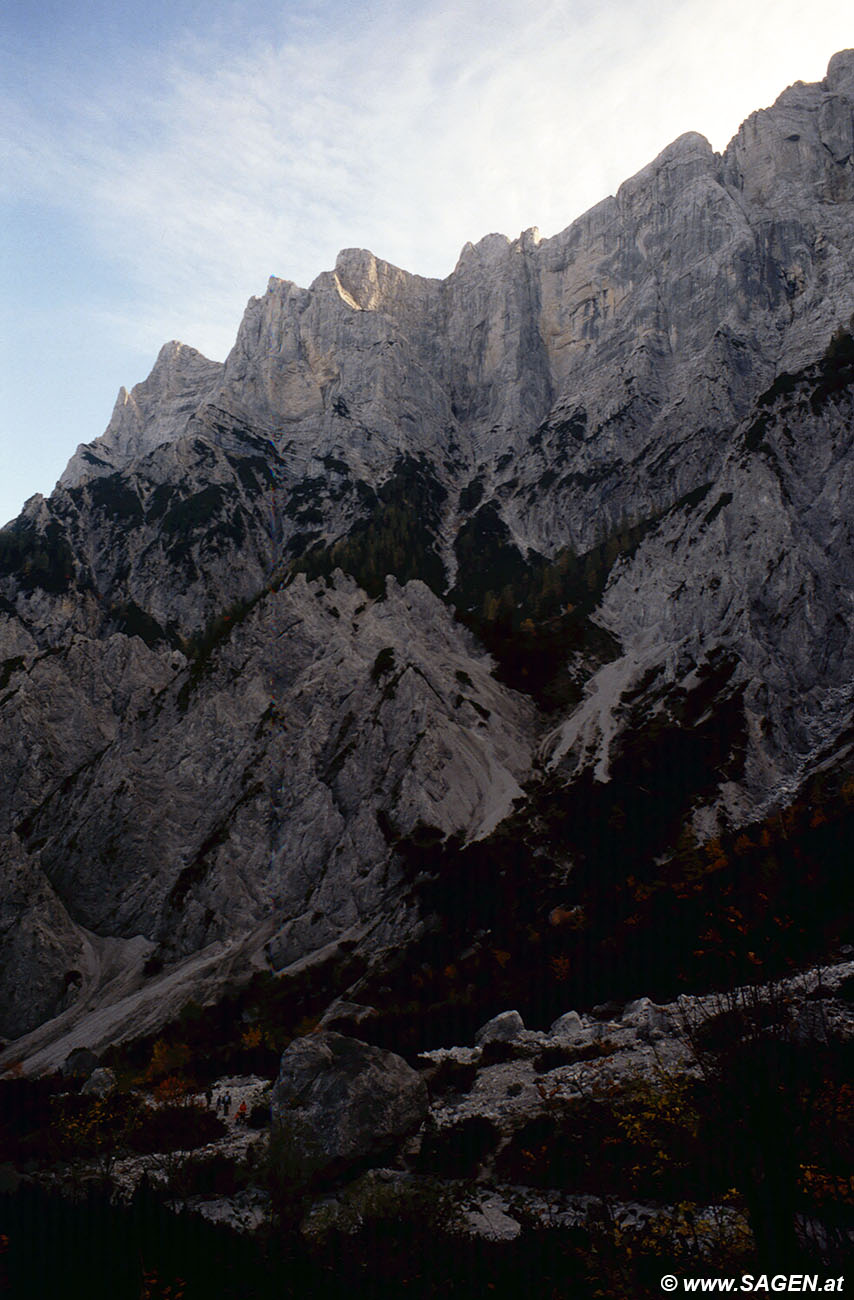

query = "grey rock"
[621,997,671,1036]
[81,1066,117,1096]
[0,835,87,1039]
[461,1192,522,1242]
[61,1047,99,1078]
[549,1010,584,1039]
[271,1032,428,1179]
[59,342,224,488]
[474,1011,525,1046]
[318,1001,378,1033]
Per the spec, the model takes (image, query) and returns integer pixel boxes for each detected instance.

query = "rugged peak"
[657,129,715,161]
[333,247,384,310]
[59,339,223,488]
[153,338,197,365]
[330,247,438,314]
[265,274,301,295]
[721,56,854,208]
[454,232,513,272]
[616,130,717,210]
[827,48,854,95]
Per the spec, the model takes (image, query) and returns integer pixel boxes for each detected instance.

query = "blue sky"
[2,0,852,526]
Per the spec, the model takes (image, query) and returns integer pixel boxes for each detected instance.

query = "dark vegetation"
[101,947,368,1090]
[291,454,447,597]
[348,754,854,1059]
[3,978,852,1296]
[176,589,268,706]
[449,504,668,710]
[0,518,75,594]
[370,646,396,682]
[0,1176,603,1300]
[0,655,24,691]
[0,1074,224,1169]
[449,481,719,714]
[0,1181,301,1300]
[83,473,145,524]
[107,600,177,649]
[744,321,854,453]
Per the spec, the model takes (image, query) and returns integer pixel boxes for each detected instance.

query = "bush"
[417,1116,501,1177]
[165,1152,247,1199]
[127,1104,226,1156]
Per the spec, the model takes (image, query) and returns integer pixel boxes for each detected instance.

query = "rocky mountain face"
[2,51,854,1054]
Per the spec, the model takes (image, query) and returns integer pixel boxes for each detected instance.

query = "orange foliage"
[153,1074,192,1105]
[140,1268,187,1300]
[241,1024,263,1049]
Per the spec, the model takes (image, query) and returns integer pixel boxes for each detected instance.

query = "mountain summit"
[2,52,854,1059]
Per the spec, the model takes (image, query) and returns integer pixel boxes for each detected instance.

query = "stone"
[61,1047,99,1078]
[474,1011,525,1046]
[81,1067,117,1096]
[621,997,670,1036]
[271,1032,428,1180]
[549,1011,584,1039]
[318,1001,378,1033]
[461,1192,522,1242]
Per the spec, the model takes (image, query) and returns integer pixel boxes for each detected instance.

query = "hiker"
[236,1100,247,1125]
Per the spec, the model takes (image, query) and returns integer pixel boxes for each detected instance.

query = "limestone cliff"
[2,52,853,1053]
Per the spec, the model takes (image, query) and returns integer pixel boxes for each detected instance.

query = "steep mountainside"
[2,52,854,1054]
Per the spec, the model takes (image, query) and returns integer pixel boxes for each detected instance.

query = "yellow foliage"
[607,1070,701,1183]
[144,1038,191,1085]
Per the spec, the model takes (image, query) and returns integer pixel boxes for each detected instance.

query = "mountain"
[2,51,854,1058]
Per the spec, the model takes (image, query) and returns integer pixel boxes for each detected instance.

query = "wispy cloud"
[4,0,852,367]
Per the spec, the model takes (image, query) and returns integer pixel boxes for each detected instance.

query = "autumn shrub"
[423,1055,480,1096]
[260,1118,327,1228]
[0,1073,71,1165]
[50,1092,142,1172]
[494,1098,620,1191]
[127,1103,226,1156]
[678,984,854,1269]
[165,1152,248,1200]
[579,1198,754,1299]
[247,1102,271,1130]
[416,1115,501,1178]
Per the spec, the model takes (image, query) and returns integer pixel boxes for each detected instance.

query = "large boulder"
[61,1047,99,1079]
[474,1010,525,1046]
[80,1066,117,1097]
[271,1032,428,1181]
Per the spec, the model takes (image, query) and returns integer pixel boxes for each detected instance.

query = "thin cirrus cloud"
[10,0,853,356]
[1,0,852,524]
